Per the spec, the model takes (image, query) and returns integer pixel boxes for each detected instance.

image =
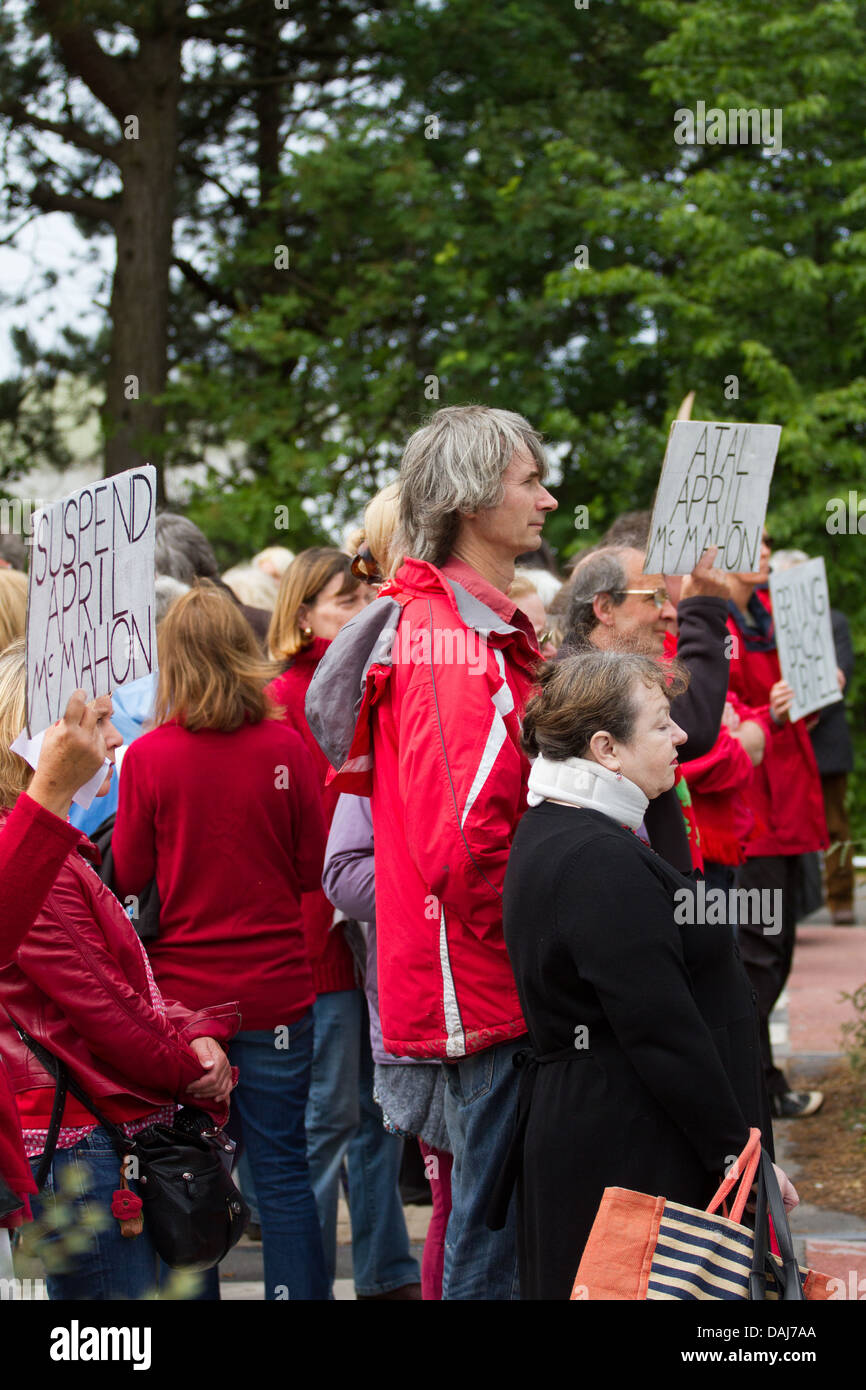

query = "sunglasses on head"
[350,546,381,585]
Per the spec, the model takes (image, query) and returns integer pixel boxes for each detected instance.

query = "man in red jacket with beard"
[306,406,557,1299]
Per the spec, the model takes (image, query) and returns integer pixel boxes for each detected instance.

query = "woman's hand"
[184,1036,233,1105]
[745,1163,800,1216]
[769,679,794,724]
[28,691,111,818]
[773,1163,800,1214]
[732,719,765,766]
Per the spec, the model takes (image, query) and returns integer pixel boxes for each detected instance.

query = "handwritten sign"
[644,421,781,575]
[769,557,842,723]
[25,466,157,736]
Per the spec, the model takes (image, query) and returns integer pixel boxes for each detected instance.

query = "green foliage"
[168,0,866,829]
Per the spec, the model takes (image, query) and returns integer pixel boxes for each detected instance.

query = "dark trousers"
[821,773,854,911]
[736,855,801,1098]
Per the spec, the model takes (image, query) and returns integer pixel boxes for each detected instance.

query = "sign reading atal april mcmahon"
[25,466,157,736]
[769,556,842,723]
[644,420,781,576]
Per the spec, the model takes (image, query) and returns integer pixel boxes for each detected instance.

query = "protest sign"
[769,557,842,723]
[25,466,157,736]
[644,421,781,575]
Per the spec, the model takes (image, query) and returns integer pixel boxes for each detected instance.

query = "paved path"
[769,880,866,1291]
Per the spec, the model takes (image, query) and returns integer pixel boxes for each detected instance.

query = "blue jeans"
[228,1012,328,1300]
[28,1125,216,1300]
[442,1036,526,1301]
[306,989,419,1296]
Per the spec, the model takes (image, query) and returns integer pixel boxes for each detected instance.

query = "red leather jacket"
[0,810,241,1125]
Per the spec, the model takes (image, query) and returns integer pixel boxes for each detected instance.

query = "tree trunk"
[102,26,182,505]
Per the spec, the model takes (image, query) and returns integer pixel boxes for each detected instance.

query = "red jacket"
[305,557,540,1059]
[0,794,83,1226]
[267,641,356,996]
[727,606,827,856]
[112,719,326,1030]
[682,728,757,866]
[0,811,240,1150]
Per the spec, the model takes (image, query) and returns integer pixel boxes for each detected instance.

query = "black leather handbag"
[17,1025,249,1272]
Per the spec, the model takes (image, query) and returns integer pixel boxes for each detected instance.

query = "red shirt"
[268,639,357,995]
[112,719,327,1030]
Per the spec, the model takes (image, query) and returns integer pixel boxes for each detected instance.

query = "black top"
[810,609,854,776]
[499,800,771,1299]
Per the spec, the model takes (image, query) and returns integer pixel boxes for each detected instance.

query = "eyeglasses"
[614,588,671,610]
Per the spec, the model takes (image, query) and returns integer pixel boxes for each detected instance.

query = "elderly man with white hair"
[306,406,557,1300]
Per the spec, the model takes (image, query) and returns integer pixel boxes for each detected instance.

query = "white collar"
[526,754,648,830]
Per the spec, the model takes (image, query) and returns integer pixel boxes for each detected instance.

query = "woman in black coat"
[495,650,796,1300]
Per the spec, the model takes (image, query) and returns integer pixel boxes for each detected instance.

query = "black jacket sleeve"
[670,596,729,762]
[554,835,750,1176]
[832,609,854,685]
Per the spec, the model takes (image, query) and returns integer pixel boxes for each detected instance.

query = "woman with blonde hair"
[0,568,27,653]
[349,482,401,584]
[0,641,238,1299]
[112,580,330,1299]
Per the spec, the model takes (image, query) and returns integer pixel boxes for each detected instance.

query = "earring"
[302,626,313,638]
[615,768,622,781]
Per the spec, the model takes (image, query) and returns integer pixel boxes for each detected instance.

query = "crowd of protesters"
[0,403,859,1300]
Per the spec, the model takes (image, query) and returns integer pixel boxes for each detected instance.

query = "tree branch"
[0,210,41,246]
[30,183,118,225]
[177,153,252,220]
[0,101,119,162]
[33,0,139,123]
[172,255,239,311]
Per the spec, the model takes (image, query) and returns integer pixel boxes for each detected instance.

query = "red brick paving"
[803,1241,866,1297]
[787,925,866,1056]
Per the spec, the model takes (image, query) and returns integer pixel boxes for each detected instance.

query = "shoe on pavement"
[831,908,856,925]
[356,1283,423,1301]
[770,1090,824,1119]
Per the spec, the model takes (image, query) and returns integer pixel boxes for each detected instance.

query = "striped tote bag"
[571,1129,835,1301]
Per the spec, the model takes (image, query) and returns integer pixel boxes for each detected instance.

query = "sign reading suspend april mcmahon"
[644,420,781,576]
[769,556,842,724]
[25,466,157,737]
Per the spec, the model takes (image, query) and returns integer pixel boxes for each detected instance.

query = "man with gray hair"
[563,540,732,871]
[306,405,557,1299]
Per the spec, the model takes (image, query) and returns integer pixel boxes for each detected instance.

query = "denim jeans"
[305,988,419,1296]
[29,1126,152,1299]
[227,1011,328,1300]
[442,1035,527,1301]
[28,1126,219,1300]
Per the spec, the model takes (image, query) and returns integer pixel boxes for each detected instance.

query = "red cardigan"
[268,641,357,995]
[112,718,327,1030]
[0,794,82,1227]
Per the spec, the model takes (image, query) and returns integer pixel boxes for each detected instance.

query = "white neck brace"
[527,754,648,830]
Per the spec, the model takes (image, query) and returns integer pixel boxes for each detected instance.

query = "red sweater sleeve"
[0,796,82,966]
[284,732,329,893]
[682,727,755,796]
